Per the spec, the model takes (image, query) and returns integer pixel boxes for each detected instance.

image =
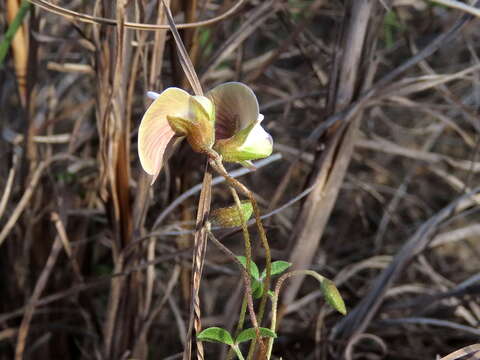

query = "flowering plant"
[138,82,273,183]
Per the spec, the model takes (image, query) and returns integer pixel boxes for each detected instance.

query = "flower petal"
[207,82,259,140]
[138,87,191,183]
[237,122,273,159]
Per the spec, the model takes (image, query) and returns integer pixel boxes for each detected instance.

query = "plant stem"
[232,345,246,360]
[205,228,263,356]
[208,154,272,359]
[228,185,264,354]
[227,294,248,360]
[267,270,325,358]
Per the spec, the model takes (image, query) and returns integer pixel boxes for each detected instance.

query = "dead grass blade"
[0,154,72,248]
[0,150,20,220]
[161,0,202,95]
[439,344,480,360]
[183,168,212,360]
[29,0,246,30]
[14,232,63,360]
[431,0,480,18]
[201,0,277,82]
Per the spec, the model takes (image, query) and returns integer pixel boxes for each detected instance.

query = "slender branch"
[206,228,262,353]
[28,0,246,30]
[267,270,325,359]
[226,294,248,360]
[208,154,272,359]
[227,185,264,355]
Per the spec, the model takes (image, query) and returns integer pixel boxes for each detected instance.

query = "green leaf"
[197,327,234,346]
[235,327,277,344]
[236,256,260,280]
[320,279,347,315]
[261,261,292,279]
[0,0,31,67]
[252,279,263,299]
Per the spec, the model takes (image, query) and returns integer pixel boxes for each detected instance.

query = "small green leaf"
[268,290,275,298]
[261,261,292,279]
[236,256,260,280]
[320,279,347,315]
[235,327,277,344]
[252,279,263,299]
[197,327,234,345]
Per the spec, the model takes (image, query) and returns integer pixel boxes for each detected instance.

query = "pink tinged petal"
[207,82,260,140]
[138,87,191,184]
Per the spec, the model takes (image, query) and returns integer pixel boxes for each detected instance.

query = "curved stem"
[228,185,264,354]
[227,294,248,360]
[267,270,325,359]
[205,227,264,357]
[208,154,272,359]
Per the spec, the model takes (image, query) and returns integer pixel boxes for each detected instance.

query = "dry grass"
[1,0,480,359]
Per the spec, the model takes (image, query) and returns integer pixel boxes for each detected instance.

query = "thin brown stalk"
[161,0,202,96]
[29,0,246,30]
[183,168,212,360]
[14,231,63,360]
[0,154,73,248]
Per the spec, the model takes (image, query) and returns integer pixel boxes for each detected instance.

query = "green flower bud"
[210,201,253,228]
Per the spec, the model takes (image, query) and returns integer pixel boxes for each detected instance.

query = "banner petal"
[207,82,259,140]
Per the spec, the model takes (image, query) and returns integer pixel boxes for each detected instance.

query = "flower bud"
[210,201,253,228]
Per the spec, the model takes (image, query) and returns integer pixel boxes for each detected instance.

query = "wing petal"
[138,87,191,183]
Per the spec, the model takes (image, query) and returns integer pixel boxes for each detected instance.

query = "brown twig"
[14,225,63,360]
[28,0,246,30]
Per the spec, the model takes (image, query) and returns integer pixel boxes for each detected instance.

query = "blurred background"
[1,0,480,359]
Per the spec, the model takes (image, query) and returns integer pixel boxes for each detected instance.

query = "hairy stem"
[208,154,272,359]
[226,291,248,360]
[267,270,325,358]
[206,228,264,356]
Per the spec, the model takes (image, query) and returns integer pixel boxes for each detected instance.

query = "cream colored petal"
[192,95,215,119]
[138,87,191,183]
[207,82,259,140]
[237,122,273,159]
